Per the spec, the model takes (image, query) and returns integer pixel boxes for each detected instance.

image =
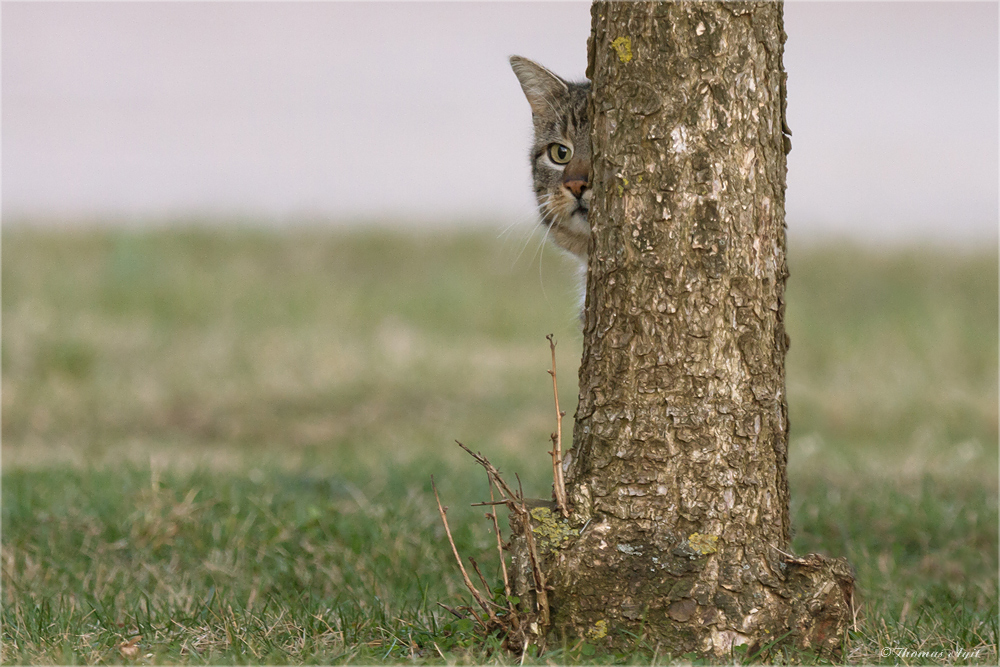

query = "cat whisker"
[496,217,536,254]
[530,210,558,269]
[536,194,558,224]
[496,218,522,240]
[534,220,552,304]
[509,213,546,268]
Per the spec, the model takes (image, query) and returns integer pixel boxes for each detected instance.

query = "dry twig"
[439,366,565,649]
[430,333,589,649]
[488,482,512,601]
[546,334,569,517]
[452,443,550,629]
[437,602,466,620]
[468,556,494,604]
[456,441,518,501]
[431,476,499,627]
[516,477,550,627]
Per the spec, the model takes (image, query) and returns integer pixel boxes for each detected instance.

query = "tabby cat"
[510,56,592,265]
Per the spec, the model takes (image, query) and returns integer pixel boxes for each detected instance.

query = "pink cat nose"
[564,180,588,198]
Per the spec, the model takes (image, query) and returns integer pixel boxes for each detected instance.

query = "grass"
[2,226,997,664]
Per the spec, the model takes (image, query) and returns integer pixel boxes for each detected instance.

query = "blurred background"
[2,3,997,662]
[3,1,997,242]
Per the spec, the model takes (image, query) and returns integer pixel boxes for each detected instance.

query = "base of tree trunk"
[509,512,855,658]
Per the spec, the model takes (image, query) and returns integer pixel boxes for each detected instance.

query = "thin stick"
[431,476,499,626]
[519,499,549,626]
[546,334,568,517]
[456,441,519,502]
[851,588,858,633]
[456,442,548,627]
[516,475,549,626]
[437,602,465,620]
[489,483,512,600]
[770,544,796,560]
[468,556,492,600]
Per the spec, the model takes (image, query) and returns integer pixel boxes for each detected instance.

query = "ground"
[2,227,996,664]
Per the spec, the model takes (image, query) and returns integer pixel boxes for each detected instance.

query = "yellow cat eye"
[548,143,573,165]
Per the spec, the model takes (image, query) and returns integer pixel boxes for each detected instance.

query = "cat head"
[510,56,591,263]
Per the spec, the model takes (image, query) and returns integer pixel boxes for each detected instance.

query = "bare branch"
[431,476,500,625]
[517,494,550,626]
[546,334,569,517]
[452,442,548,631]
[468,556,492,599]
[437,602,467,621]
[456,441,520,504]
[489,483,512,601]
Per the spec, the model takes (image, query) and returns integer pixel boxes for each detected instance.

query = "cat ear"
[510,56,570,116]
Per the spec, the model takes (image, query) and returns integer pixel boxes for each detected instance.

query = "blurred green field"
[2,227,997,664]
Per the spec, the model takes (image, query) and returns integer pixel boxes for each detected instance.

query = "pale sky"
[2,1,997,243]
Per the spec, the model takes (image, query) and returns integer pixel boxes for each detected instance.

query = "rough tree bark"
[509,1,854,658]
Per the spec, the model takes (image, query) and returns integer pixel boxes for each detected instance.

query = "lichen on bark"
[507,1,854,658]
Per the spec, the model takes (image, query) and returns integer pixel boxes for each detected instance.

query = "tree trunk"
[509,1,854,658]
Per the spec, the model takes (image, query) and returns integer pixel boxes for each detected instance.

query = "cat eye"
[548,143,573,165]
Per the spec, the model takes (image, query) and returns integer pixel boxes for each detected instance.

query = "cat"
[510,56,592,267]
